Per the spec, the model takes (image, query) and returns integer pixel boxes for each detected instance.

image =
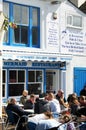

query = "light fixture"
[51,0,61,4]
[53,12,57,19]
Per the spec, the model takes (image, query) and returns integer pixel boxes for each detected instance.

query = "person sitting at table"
[28,111,53,130]
[56,89,69,110]
[20,90,28,105]
[6,98,32,117]
[28,112,74,130]
[34,94,50,114]
[36,112,76,130]
[79,95,86,107]
[24,94,36,109]
[47,92,61,113]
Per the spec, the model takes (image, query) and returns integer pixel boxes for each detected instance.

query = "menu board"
[47,20,59,51]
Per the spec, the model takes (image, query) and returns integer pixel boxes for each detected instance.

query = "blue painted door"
[74,68,86,96]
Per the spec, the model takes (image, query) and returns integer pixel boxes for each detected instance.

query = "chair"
[47,127,58,130]
[5,109,20,130]
[16,115,28,130]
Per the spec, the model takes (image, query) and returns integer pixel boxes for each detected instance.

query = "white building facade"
[0,0,86,116]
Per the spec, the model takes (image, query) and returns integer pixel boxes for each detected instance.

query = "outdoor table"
[24,109,34,114]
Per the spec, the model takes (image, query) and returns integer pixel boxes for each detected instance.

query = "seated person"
[35,119,61,130]
[68,94,80,115]
[80,85,86,96]
[28,112,72,130]
[20,90,28,105]
[6,98,32,117]
[28,111,53,130]
[76,107,86,117]
[35,113,74,130]
[56,89,69,109]
[47,92,61,113]
[24,94,36,109]
[34,95,50,114]
[79,95,86,107]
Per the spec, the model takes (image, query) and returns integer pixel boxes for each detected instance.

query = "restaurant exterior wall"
[0,0,86,102]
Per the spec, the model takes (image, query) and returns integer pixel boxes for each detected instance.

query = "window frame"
[8,69,26,97]
[28,69,43,94]
[66,13,83,29]
[3,1,40,48]
[2,69,7,99]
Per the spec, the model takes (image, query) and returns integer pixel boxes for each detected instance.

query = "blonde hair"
[48,92,55,100]
[44,111,53,119]
[23,90,28,96]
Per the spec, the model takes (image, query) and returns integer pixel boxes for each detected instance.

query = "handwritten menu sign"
[61,29,86,55]
[47,20,59,50]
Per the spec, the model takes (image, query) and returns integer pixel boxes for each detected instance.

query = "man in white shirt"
[47,92,61,113]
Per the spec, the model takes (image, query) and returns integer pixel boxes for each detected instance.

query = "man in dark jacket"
[24,94,36,109]
[6,98,32,117]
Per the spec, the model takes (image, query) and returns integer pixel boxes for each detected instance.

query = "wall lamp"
[53,12,57,19]
[51,1,61,4]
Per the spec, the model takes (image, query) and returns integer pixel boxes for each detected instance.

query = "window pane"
[9,70,17,82]
[14,25,28,44]
[73,16,82,27]
[32,8,38,26]
[14,25,20,43]
[3,31,8,43]
[9,84,24,96]
[22,6,29,25]
[13,4,21,23]
[3,2,9,42]
[28,84,41,94]
[3,70,6,83]
[28,71,35,82]
[21,26,28,44]
[67,16,72,25]
[32,28,38,45]
[2,84,5,97]
[18,70,25,82]
[46,72,53,92]
[36,71,42,82]
[3,2,9,18]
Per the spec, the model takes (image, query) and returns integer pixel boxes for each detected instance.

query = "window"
[13,5,28,44]
[2,70,6,98]
[28,70,43,94]
[3,1,40,48]
[9,70,25,96]
[67,14,83,29]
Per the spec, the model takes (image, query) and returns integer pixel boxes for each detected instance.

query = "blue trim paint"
[74,67,86,96]
[3,1,40,48]
[7,69,9,99]
[44,69,46,92]
[26,68,28,90]
[29,7,32,47]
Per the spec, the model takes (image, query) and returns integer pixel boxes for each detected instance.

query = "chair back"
[16,115,28,130]
[6,109,19,124]
[47,127,57,130]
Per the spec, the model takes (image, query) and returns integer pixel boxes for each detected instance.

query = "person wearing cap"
[56,89,69,109]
